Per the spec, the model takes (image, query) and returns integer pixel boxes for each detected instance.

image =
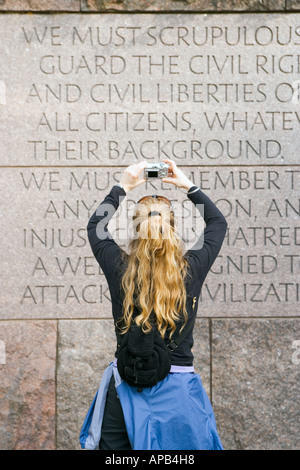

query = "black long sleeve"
[185,186,228,283]
[86,184,228,366]
[87,184,227,275]
[86,185,127,280]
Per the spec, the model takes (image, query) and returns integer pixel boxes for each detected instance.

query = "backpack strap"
[166,319,194,352]
[115,326,124,351]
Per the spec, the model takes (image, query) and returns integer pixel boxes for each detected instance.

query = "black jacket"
[87,185,228,366]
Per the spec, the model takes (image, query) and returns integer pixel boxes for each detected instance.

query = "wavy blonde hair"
[118,196,189,339]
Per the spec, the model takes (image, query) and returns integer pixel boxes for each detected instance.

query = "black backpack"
[115,320,193,391]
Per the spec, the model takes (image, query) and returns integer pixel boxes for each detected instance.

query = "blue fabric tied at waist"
[79,360,223,451]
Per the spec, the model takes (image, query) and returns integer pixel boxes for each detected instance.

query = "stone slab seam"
[0,3,298,13]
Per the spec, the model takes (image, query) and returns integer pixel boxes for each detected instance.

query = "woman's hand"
[161,159,194,191]
[119,161,147,192]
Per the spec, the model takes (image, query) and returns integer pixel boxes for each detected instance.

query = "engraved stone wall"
[0,10,299,450]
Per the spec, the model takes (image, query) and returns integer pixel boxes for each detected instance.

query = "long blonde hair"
[118,196,189,338]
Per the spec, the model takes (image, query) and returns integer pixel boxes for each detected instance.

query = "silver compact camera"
[144,162,169,179]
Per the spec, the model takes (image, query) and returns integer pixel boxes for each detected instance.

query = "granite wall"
[0,1,299,450]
